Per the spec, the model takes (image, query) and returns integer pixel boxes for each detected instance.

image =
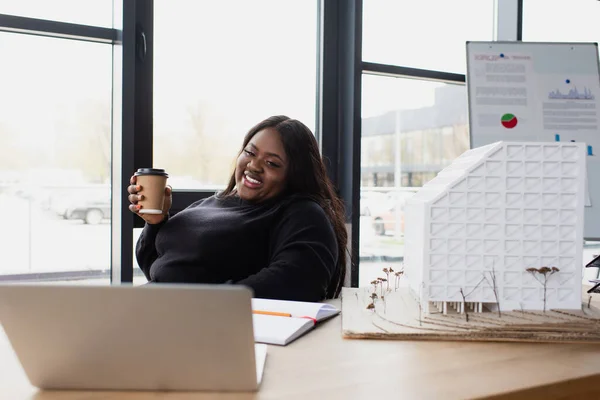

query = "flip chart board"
[467,41,600,239]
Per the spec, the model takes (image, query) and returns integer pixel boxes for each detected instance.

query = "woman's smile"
[243,173,263,188]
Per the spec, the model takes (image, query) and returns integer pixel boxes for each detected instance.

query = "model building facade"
[404,142,586,313]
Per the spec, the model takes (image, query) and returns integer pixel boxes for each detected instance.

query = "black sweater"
[136,194,338,302]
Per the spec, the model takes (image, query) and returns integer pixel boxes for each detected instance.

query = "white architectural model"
[404,142,586,313]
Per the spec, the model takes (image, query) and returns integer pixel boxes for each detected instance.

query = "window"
[362,0,495,74]
[523,0,599,43]
[0,33,113,282]
[0,0,114,28]
[359,74,469,285]
[153,0,318,190]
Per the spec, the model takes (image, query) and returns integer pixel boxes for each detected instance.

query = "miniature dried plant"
[377,277,387,298]
[526,266,560,312]
[394,270,404,291]
[383,267,391,291]
[459,277,485,322]
[371,280,378,294]
[366,292,378,310]
[483,261,501,318]
[459,289,469,322]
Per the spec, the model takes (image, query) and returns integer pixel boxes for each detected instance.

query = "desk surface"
[2,299,600,400]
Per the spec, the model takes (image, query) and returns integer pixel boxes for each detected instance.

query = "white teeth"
[246,176,261,184]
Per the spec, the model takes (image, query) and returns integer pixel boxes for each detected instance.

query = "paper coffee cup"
[134,168,169,214]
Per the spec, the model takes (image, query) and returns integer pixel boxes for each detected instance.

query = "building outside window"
[359,77,471,285]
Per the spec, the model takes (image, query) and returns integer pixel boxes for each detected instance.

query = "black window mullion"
[517,0,523,41]
[319,0,339,186]
[114,0,153,283]
[320,0,362,288]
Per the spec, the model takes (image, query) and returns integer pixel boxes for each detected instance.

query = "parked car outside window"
[360,190,387,216]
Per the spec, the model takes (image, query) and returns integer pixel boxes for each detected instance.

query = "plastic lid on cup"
[134,168,169,177]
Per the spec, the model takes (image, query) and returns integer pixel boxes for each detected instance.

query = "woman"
[128,115,347,301]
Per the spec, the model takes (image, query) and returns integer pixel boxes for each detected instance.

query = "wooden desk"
[2,299,600,400]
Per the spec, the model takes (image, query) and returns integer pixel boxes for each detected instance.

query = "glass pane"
[153,0,318,190]
[362,0,495,73]
[0,33,113,282]
[0,0,114,28]
[523,0,599,43]
[360,74,469,286]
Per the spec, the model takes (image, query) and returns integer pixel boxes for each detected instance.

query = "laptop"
[0,283,267,392]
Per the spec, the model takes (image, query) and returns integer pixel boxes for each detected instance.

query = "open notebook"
[252,298,340,346]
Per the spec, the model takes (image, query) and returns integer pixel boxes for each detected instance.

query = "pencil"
[253,310,292,317]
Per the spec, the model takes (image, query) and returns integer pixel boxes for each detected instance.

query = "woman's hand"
[127,175,172,224]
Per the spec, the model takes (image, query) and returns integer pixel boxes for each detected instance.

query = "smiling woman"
[234,128,289,203]
[128,116,348,301]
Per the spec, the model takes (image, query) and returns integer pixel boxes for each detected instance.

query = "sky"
[522,0,600,43]
[0,32,112,150]
[152,0,318,138]
[362,0,495,74]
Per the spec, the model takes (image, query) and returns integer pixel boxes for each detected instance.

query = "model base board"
[341,287,600,343]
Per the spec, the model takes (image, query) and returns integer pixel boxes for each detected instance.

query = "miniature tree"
[526,266,560,312]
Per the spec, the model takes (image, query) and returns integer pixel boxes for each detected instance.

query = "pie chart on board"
[501,113,518,129]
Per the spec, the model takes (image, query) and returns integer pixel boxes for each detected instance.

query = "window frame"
[0,9,124,283]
